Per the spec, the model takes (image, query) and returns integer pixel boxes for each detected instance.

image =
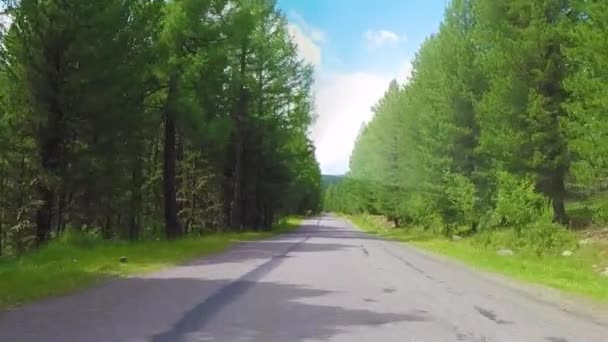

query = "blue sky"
[277,0,447,175]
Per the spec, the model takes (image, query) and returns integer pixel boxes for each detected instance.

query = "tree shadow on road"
[188,240,358,266]
[187,223,385,266]
[150,228,429,341]
[0,218,430,342]
[151,278,428,342]
[0,269,427,342]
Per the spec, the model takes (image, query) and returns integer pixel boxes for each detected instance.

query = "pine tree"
[0,0,322,252]
[563,0,608,193]
[473,0,572,223]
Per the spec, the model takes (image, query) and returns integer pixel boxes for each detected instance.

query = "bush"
[475,172,577,255]
[57,228,101,249]
[489,172,553,232]
[472,224,576,255]
[443,172,478,227]
[592,201,608,225]
[427,214,448,235]
[472,229,518,249]
[404,192,439,227]
[520,220,577,255]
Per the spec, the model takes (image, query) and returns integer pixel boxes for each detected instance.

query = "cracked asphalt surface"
[1,214,608,341]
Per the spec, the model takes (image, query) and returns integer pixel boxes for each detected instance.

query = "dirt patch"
[579,228,608,248]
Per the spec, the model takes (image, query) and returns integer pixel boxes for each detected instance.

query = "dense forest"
[321,175,343,189]
[0,0,322,255]
[325,0,608,248]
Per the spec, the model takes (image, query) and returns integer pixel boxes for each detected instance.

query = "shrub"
[472,229,518,249]
[489,172,553,232]
[443,172,479,228]
[476,172,577,254]
[520,220,577,255]
[427,213,448,235]
[472,224,576,255]
[592,201,608,225]
[57,228,101,249]
[404,192,439,227]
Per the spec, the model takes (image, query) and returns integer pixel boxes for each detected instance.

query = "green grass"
[0,217,301,310]
[347,214,608,302]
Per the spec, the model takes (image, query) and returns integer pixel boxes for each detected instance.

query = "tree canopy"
[0,0,322,254]
[325,0,608,240]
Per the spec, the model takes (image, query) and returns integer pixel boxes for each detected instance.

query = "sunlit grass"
[348,214,608,302]
[0,217,301,310]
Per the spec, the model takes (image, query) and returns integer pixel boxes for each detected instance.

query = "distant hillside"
[322,175,344,188]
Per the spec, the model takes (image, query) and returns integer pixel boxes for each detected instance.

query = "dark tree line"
[0,0,321,255]
[325,0,608,241]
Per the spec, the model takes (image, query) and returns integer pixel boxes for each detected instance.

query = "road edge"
[338,214,608,327]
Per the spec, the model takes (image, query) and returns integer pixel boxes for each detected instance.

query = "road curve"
[1,215,608,341]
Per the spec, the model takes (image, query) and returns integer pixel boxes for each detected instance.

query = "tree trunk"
[163,73,182,239]
[56,186,66,235]
[538,167,568,225]
[229,43,249,230]
[129,154,142,241]
[551,170,568,225]
[35,186,53,244]
[103,210,112,240]
[230,128,243,229]
[263,205,274,230]
[188,155,197,234]
[176,132,184,225]
[0,217,3,256]
[35,38,70,244]
[0,167,5,256]
[36,125,62,245]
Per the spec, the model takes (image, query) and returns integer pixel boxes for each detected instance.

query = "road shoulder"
[341,214,608,326]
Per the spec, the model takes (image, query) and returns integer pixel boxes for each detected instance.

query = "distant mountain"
[322,174,344,188]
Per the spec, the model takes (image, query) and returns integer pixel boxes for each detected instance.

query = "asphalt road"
[2,215,608,342]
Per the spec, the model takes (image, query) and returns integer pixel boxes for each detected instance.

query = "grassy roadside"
[0,217,301,310]
[346,214,608,302]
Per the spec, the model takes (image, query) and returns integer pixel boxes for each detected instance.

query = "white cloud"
[310,61,414,175]
[286,12,325,67]
[311,72,393,175]
[287,24,322,66]
[364,29,403,50]
[398,60,413,84]
[290,11,326,43]
[0,12,12,31]
[286,14,411,175]
[309,29,325,43]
